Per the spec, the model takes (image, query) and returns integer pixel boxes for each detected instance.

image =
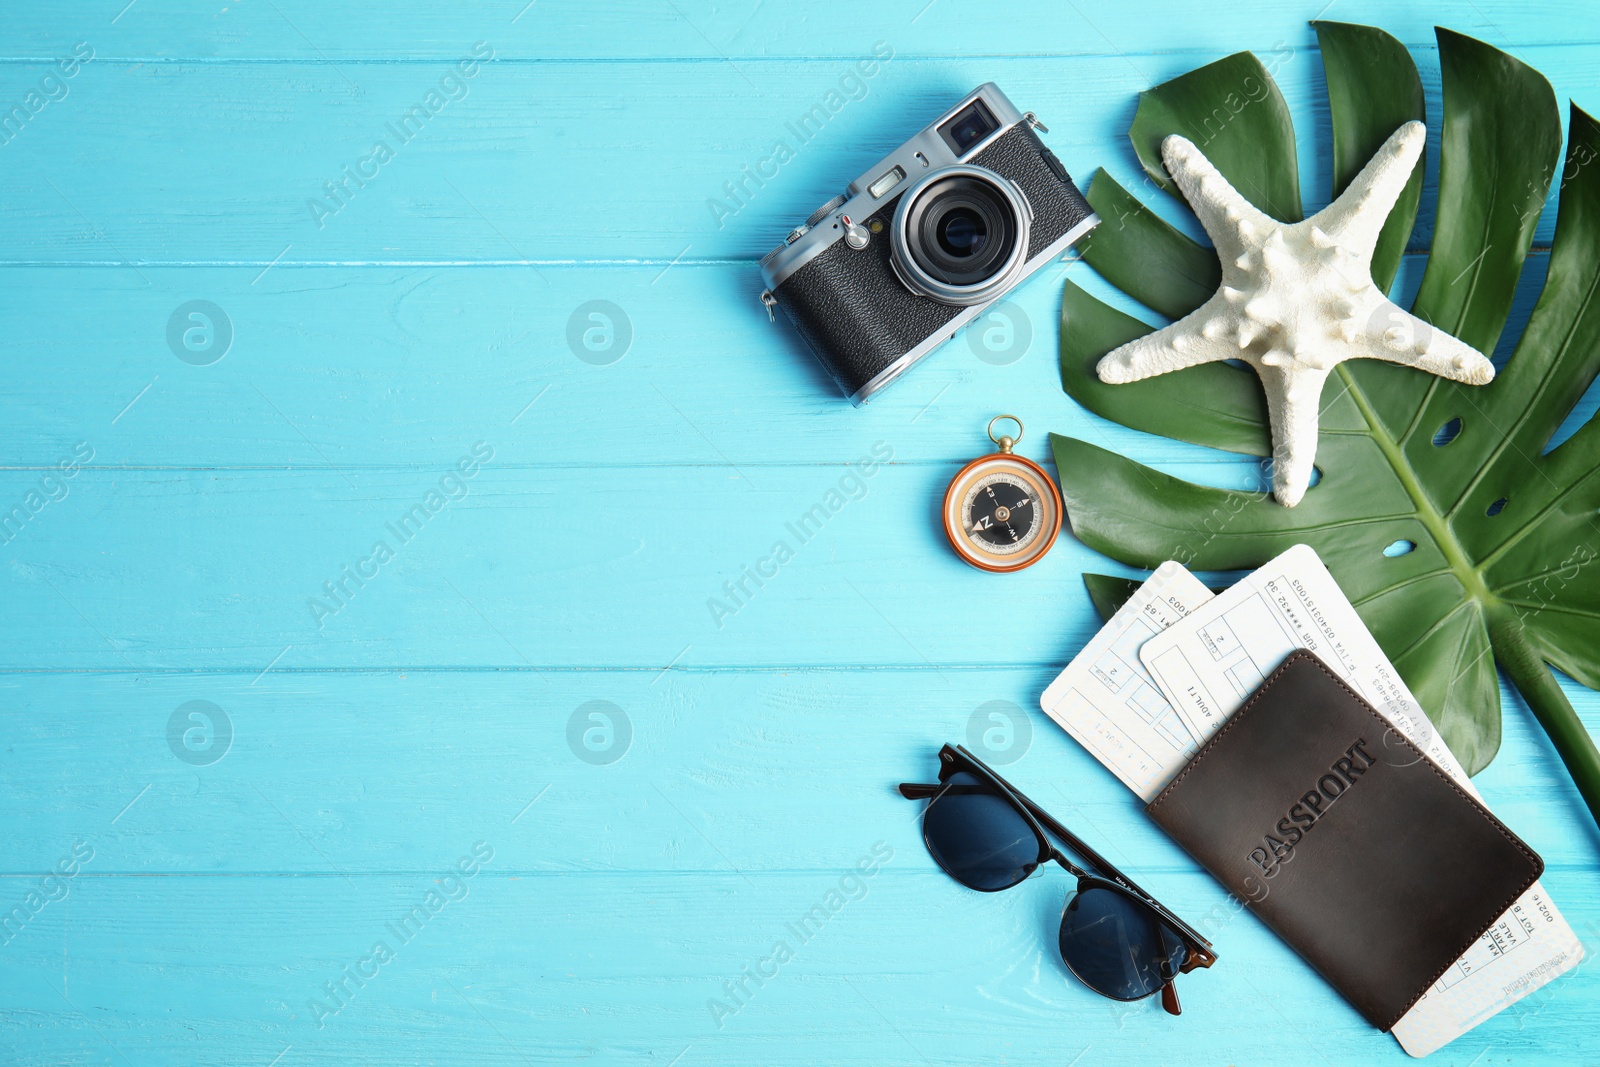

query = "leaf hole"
[1432,417,1463,447]
[1486,496,1508,517]
[1382,539,1416,558]
[1307,465,1323,488]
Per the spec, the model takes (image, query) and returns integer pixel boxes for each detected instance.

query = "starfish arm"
[1096,301,1238,384]
[1160,135,1277,260]
[1348,304,1497,385]
[1313,120,1425,260]
[1257,364,1332,507]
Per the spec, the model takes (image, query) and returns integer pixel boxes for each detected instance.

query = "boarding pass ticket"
[1041,546,1583,1057]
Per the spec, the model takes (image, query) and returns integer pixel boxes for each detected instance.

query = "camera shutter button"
[841,214,870,250]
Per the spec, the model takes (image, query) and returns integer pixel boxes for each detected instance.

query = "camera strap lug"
[759,289,778,322]
[1023,111,1049,134]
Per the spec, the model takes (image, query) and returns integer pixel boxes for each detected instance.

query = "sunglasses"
[899,744,1216,1015]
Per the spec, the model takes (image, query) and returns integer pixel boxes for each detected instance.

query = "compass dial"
[963,472,1040,552]
[943,453,1063,572]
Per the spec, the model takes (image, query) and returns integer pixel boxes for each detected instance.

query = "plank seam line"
[0,247,1557,269]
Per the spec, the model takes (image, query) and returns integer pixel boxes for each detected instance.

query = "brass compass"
[942,416,1063,572]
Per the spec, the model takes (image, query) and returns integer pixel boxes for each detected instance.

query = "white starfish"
[1096,121,1494,506]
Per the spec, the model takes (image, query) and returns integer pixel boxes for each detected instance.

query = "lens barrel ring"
[890,165,1032,306]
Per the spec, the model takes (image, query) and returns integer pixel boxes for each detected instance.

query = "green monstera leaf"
[1055,21,1600,826]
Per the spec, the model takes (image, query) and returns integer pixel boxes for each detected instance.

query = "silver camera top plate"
[759,83,1027,290]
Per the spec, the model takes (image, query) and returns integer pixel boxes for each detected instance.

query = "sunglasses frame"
[899,744,1217,1003]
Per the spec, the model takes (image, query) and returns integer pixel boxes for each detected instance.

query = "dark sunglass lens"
[922,771,1040,891]
[1058,885,1188,1000]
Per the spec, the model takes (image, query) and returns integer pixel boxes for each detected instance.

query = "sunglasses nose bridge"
[1048,847,1088,880]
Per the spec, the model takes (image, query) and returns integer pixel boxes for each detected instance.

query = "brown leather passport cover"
[1146,650,1543,1031]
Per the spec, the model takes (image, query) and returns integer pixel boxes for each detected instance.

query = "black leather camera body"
[759,84,1097,403]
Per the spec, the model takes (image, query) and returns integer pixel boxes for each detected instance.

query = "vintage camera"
[759,84,1097,403]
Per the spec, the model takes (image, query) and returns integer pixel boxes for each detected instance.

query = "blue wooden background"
[2,2,1598,1064]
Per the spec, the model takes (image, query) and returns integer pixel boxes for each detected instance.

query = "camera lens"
[904,173,1019,290]
[937,209,986,257]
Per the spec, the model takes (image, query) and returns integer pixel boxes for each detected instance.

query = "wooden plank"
[0,869,1593,1064]
[0,51,1595,262]
[1,667,1592,873]
[12,444,1492,671]
[0,871,1420,1063]
[0,258,1173,468]
[0,458,1209,669]
[4,1,1600,60]
[0,252,1574,470]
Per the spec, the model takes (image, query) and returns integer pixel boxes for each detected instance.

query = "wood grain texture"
[3,47,1600,262]
[0,253,1573,468]
[5,1,1600,59]
[2,3,1597,1065]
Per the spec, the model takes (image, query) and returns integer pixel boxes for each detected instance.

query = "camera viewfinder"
[939,99,999,156]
